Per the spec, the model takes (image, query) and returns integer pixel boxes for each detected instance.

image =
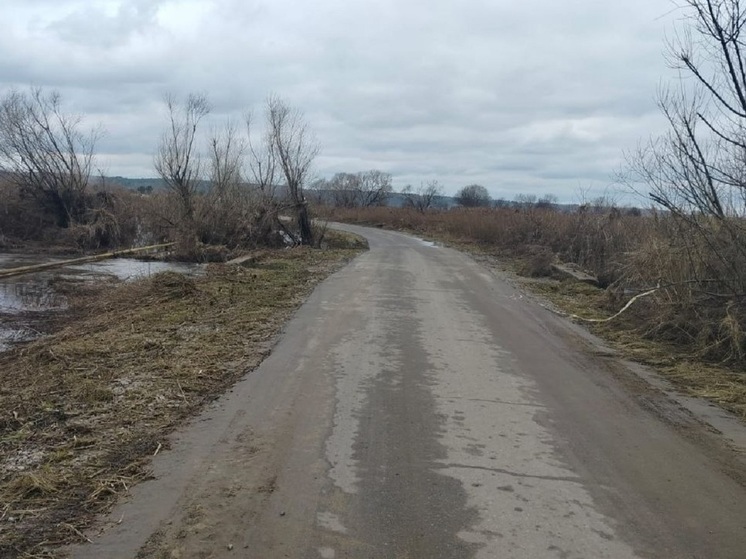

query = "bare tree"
[208,121,244,198]
[154,93,210,225]
[0,87,99,227]
[455,184,491,207]
[200,121,253,247]
[323,170,393,208]
[265,95,318,245]
[402,181,443,212]
[245,112,278,197]
[625,1,746,216]
[357,170,393,207]
[619,0,746,363]
[326,172,360,208]
[514,193,538,210]
[535,193,559,210]
[245,110,294,246]
[622,0,746,290]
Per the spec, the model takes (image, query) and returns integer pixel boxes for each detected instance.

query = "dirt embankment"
[0,234,365,558]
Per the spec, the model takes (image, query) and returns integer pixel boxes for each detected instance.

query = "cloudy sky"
[1,0,680,201]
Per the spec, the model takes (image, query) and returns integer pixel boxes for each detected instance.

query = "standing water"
[0,255,202,351]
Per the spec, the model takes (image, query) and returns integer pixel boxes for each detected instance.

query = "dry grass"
[0,244,364,557]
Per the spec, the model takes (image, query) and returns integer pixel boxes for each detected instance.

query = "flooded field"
[0,254,202,351]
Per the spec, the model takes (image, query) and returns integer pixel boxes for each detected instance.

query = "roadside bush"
[621,216,746,362]
[0,178,149,250]
[0,179,56,243]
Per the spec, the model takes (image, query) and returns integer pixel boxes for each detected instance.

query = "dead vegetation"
[0,242,364,558]
[324,205,746,419]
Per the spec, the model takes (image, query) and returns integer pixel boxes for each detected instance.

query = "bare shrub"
[518,245,555,278]
[620,216,746,362]
[618,0,746,364]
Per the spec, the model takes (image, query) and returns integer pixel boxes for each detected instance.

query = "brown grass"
[0,244,364,557]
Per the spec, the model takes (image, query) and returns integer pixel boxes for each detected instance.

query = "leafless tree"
[326,172,360,208]
[514,193,538,210]
[535,194,559,210]
[455,184,491,207]
[402,181,443,212]
[618,0,746,362]
[265,95,319,245]
[245,112,278,197]
[198,121,256,247]
[154,93,210,225]
[622,0,746,291]
[0,87,99,227]
[625,1,746,217]
[323,170,393,208]
[357,170,393,207]
[208,121,244,198]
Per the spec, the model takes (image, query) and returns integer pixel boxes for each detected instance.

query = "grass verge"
[0,240,364,558]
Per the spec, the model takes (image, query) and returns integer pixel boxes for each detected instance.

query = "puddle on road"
[0,254,203,352]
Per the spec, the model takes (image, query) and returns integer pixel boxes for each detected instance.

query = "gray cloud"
[0,0,678,201]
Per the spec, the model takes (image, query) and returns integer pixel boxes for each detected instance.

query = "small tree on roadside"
[0,87,99,227]
[620,0,746,361]
[455,184,491,207]
[266,95,318,245]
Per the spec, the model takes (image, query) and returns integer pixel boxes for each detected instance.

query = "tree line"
[0,90,322,255]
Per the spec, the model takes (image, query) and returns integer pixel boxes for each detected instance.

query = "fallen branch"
[567,277,741,323]
[569,288,659,323]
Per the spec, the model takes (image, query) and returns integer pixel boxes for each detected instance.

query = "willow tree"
[0,88,98,227]
[266,95,318,245]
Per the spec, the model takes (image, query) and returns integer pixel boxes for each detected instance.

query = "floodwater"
[0,254,202,351]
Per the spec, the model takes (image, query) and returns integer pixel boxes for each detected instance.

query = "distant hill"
[103,177,615,213]
[107,177,167,191]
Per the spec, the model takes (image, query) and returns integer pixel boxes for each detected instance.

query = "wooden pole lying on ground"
[0,243,175,280]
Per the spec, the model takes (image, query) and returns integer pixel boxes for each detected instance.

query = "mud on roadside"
[0,243,364,558]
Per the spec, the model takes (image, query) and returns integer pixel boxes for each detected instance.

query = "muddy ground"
[0,235,365,558]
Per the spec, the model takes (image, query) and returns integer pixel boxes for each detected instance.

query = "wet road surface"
[71,225,746,559]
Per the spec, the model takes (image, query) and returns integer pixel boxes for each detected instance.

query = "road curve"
[71,225,746,559]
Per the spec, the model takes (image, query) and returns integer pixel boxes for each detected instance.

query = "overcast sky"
[1,0,680,201]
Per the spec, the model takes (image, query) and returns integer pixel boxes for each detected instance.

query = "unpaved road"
[71,225,746,559]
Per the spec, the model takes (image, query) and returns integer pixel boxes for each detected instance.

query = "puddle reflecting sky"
[0,255,203,350]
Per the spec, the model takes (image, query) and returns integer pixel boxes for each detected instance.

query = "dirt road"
[71,225,746,559]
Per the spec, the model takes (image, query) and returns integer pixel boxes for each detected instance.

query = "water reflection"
[0,255,203,351]
[0,279,68,314]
